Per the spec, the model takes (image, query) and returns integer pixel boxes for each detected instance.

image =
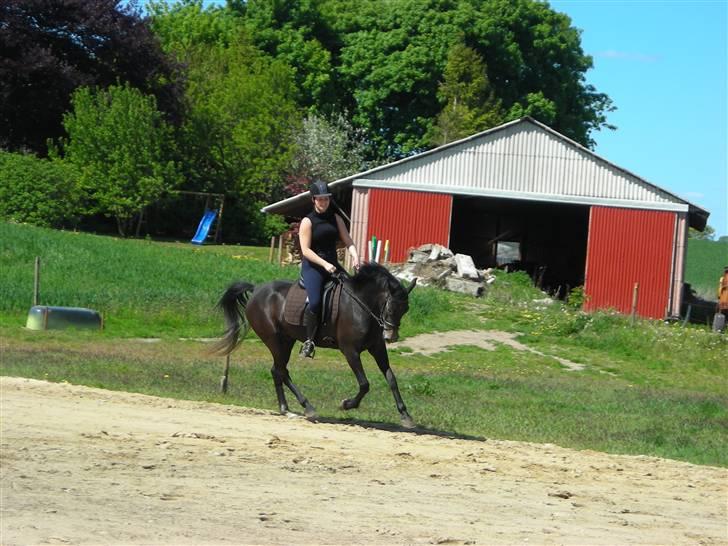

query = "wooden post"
[630,282,639,325]
[278,235,284,265]
[33,257,40,306]
[214,197,224,243]
[269,236,275,263]
[220,354,231,393]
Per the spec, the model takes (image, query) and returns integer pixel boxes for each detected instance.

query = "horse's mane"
[350,263,408,300]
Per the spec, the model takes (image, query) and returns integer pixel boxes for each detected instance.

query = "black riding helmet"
[309,180,332,197]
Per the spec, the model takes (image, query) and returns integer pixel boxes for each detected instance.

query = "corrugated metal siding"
[367,123,678,207]
[367,189,451,263]
[584,207,677,319]
[670,213,688,316]
[349,188,370,269]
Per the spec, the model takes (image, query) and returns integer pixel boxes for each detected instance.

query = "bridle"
[335,273,399,330]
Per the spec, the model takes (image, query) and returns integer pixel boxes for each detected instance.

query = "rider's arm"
[299,217,336,273]
[335,214,361,269]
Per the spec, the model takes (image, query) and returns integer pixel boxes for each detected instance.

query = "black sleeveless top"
[305,210,339,264]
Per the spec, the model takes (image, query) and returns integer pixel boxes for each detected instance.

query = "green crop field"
[1,222,726,467]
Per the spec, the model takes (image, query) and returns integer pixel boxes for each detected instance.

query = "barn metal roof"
[262,117,709,230]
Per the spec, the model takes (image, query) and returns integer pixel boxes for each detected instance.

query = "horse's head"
[350,264,417,342]
[381,277,417,343]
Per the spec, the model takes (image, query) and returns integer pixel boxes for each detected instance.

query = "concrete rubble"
[388,244,496,297]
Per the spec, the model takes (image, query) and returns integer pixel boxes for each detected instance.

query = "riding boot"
[300,308,319,358]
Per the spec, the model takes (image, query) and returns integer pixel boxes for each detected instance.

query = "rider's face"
[313,196,330,213]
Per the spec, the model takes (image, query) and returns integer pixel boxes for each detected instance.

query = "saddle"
[283,278,342,348]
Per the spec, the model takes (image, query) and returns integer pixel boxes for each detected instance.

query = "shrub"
[0,151,81,227]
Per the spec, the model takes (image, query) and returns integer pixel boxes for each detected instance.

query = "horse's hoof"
[340,399,356,411]
[401,416,416,429]
[304,407,318,421]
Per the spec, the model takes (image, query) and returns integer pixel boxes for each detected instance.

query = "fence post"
[269,236,275,263]
[630,282,639,326]
[278,235,284,265]
[33,256,41,306]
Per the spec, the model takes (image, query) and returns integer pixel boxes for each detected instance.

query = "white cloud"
[596,50,660,62]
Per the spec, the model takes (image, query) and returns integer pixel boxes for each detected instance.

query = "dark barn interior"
[449,195,590,296]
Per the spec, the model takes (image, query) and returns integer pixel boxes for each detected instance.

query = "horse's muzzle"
[383,329,398,343]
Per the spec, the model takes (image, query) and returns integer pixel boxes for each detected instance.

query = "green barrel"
[26,306,103,331]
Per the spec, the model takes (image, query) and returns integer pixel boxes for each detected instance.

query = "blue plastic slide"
[191,209,217,244]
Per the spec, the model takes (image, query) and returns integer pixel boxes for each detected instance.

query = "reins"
[334,272,396,330]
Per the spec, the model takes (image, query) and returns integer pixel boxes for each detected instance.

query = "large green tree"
[179,35,298,198]
[428,42,505,146]
[245,0,611,157]
[0,0,182,154]
[233,0,336,107]
[148,3,303,241]
[59,84,181,236]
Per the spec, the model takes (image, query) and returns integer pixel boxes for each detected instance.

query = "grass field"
[686,238,728,299]
[1,222,727,467]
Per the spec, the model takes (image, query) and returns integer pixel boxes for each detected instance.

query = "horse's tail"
[211,281,255,356]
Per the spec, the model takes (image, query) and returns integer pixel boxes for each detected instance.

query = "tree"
[286,111,369,194]
[0,0,182,154]
[234,0,336,107]
[428,43,505,146]
[463,0,615,147]
[0,152,81,228]
[179,34,298,197]
[689,225,716,240]
[322,0,614,157]
[147,0,239,53]
[59,84,181,236]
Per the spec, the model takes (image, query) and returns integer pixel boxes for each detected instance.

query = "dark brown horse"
[214,263,417,428]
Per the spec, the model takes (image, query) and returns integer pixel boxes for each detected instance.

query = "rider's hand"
[324,262,337,274]
[352,257,361,271]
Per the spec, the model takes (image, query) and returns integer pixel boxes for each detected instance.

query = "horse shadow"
[309,414,486,442]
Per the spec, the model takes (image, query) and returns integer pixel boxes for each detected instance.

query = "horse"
[213,263,418,428]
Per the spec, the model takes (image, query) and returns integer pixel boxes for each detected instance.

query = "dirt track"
[1,376,726,545]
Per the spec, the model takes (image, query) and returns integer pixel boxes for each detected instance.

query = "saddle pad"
[283,282,342,346]
[283,282,309,326]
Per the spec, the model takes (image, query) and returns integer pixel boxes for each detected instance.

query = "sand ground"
[1,376,726,545]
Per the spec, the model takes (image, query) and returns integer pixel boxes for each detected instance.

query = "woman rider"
[298,180,361,358]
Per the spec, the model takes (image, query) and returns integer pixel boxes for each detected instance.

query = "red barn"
[264,118,709,319]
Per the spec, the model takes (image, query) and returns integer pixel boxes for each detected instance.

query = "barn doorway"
[449,195,589,296]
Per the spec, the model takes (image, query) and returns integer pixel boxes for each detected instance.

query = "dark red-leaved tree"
[0,0,182,154]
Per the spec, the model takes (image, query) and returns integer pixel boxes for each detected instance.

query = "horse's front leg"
[369,339,415,429]
[340,348,370,411]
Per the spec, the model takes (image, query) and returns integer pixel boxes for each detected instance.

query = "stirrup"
[300,340,316,358]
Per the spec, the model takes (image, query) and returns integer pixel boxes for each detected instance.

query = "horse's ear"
[407,278,417,294]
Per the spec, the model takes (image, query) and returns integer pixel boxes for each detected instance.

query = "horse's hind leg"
[281,370,317,420]
[266,335,317,420]
[369,339,415,429]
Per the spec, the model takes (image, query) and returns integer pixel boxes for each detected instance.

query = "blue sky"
[199,0,727,237]
[551,0,727,238]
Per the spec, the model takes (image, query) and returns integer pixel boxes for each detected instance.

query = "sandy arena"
[1,376,726,545]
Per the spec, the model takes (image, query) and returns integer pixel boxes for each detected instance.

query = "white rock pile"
[388,243,496,297]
